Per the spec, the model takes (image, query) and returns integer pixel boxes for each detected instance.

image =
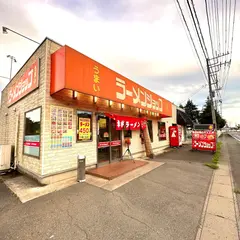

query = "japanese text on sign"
[8,60,39,106]
[116,120,141,130]
[192,130,216,151]
[116,78,163,112]
[93,65,100,92]
[116,118,146,130]
[78,118,91,140]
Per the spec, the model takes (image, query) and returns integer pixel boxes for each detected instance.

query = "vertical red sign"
[8,60,39,106]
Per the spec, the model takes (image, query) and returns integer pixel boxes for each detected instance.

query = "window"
[158,122,166,141]
[77,111,92,141]
[124,129,132,138]
[24,107,41,157]
[147,120,153,142]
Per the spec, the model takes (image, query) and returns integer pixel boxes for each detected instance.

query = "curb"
[195,168,215,240]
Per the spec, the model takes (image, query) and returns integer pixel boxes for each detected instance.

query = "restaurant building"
[0,38,176,184]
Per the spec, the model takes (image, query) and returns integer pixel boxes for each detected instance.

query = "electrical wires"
[179,83,208,105]
[174,0,237,114]
[174,0,208,82]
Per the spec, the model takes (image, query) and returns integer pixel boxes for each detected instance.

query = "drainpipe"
[14,113,19,169]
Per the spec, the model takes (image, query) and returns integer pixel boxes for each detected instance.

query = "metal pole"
[4,27,40,44]
[9,57,13,79]
[207,58,217,129]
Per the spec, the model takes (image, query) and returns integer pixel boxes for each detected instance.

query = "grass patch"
[234,188,240,194]
[205,141,222,170]
[205,163,219,169]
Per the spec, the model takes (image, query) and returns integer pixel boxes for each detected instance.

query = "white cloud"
[25,2,200,76]
[0,0,239,124]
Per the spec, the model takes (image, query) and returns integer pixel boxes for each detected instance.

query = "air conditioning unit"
[0,145,12,171]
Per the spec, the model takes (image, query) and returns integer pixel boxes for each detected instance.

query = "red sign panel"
[24,141,40,147]
[110,140,121,147]
[192,131,216,151]
[98,142,110,148]
[51,46,172,117]
[105,113,147,131]
[98,140,121,148]
[8,60,39,106]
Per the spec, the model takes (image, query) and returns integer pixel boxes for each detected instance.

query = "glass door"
[110,120,122,162]
[97,115,122,165]
[97,115,110,164]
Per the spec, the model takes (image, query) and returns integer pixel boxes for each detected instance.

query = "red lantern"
[124,137,131,146]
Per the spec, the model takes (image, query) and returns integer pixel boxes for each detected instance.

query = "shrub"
[205,141,222,169]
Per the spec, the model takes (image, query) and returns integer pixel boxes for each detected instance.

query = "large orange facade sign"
[8,60,39,106]
[51,46,172,117]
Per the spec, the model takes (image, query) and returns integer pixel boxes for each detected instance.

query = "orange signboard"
[8,60,39,106]
[51,46,172,117]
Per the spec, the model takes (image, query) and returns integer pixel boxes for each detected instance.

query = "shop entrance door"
[97,115,122,165]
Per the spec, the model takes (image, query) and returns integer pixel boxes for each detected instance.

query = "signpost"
[192,124,216,152]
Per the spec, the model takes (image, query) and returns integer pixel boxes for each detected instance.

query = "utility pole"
[207,58,217,129]
[7,55,17,80]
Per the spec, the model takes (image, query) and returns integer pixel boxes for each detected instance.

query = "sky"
[0,0,239,126]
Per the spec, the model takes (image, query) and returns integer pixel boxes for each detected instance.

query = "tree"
[179,103,184,109]
[199,97,226,129]
[184,99,199,123]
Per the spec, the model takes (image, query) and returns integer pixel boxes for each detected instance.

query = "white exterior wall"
[0,38,177,181]
[122,104,177,158]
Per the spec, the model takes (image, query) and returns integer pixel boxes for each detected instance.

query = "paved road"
[0,146,213,240]
[224,134,240,212]
[228,131,240,141]
[155,144,214,164]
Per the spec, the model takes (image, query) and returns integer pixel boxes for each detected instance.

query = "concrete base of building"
[16,144,171,185]
[17,164,96,185]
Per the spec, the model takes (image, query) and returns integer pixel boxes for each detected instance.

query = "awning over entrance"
[105,113,147,130]
[51,45,172,118]
[177,109,193,127]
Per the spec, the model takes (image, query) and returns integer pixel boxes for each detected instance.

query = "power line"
[215,0,221,55]
[0,75,10,80]
[227,0,232,54]
[222,0,236,98]
[179,83,207,105]
[186,0,209,59]
[205,0,215,58]
[174,0,208,82]
[175,0,237,120]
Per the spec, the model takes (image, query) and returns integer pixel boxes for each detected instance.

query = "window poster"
[78,118,91,140]
[50,106,73,149]
[24,135,40,157]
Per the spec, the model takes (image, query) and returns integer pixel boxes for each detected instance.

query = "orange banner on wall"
[51,46,172,117]
[8,60,39,106]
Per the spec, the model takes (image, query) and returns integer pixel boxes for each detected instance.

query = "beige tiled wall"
[0,41,49,175]
[0,38,177,178]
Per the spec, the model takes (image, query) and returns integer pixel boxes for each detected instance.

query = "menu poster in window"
[50,106,73,149]
[99,118,106,129]
[78,118,91,140]
[159,125,166,140]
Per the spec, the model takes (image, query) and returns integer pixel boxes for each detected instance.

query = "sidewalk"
[196,138,239,240]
